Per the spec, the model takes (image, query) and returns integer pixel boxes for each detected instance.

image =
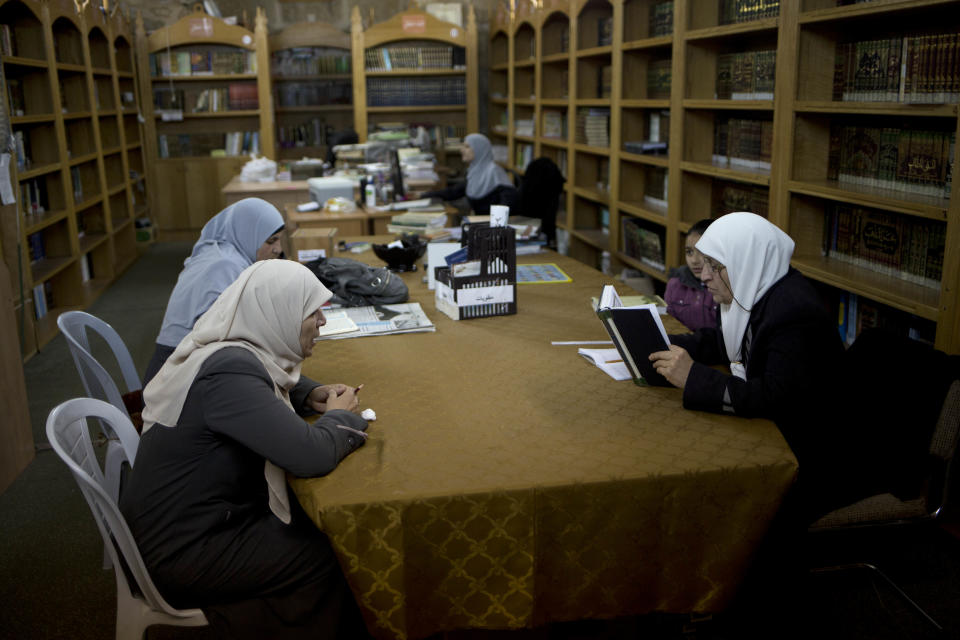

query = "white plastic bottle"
[365,181,376,208]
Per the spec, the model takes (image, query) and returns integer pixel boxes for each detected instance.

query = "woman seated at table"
[648,211,855,518]
[121,259,370,639]
[143,197,285,384]
[423,133,519,216]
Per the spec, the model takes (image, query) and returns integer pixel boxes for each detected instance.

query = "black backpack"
[304,257,409,307]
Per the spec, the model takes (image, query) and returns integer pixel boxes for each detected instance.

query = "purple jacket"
[664,266,717,331]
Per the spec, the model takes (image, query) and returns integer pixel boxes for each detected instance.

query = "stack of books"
[387,211,449,238]
[577,108,610,147]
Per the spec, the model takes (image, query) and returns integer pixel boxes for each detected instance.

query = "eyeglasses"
[702,256,725,273]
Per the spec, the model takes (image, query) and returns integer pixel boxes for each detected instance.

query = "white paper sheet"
[578,347,631,381]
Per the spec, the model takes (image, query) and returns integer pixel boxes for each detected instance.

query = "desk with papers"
[291,249,797,640]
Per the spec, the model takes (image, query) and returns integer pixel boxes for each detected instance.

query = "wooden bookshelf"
[489,0,960,353]
[269,20,352,161]
[136,8,274,235]
[0,0,145,359]
[351,5,478,162]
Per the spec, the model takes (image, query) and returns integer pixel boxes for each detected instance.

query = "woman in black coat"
[648,211,852,518]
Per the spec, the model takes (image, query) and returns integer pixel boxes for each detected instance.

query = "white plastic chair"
[46,398,208,640]
[57,310,142,417]
[57,311,142,501]
[58,311,144,570]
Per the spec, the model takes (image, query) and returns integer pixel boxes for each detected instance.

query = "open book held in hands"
[596,284,671,386]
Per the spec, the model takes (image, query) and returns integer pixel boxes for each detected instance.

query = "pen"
[355,384,364,394]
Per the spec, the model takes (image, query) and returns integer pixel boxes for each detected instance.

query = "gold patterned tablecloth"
[292,248,797,640]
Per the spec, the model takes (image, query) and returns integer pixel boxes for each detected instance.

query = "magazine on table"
[315,302,435,340]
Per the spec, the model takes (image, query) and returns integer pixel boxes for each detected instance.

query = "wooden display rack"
[489,0,960,353]
[136,6,274,236]
[269,20,352,161]
[350,5,478,164]
[0,0,146,358]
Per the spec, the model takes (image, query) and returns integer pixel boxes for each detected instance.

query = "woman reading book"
[647,211,858,518]
[423,133,519,216]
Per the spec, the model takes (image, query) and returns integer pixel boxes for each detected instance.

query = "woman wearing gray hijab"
[143,198,285,384]
[423,133,519,215]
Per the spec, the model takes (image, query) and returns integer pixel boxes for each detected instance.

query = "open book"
[595,284,671,386]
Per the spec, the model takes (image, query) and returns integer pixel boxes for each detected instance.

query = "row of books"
[576,108,610,148]
[156,131,260,158]
[12,130,30,171]
[366,77,466,106]
[711,180,770,218]
[598,65,612,99]
[623,110,670,155]
[649,1,674,38]
[646,59,671,99]
[835,291,934,347]
[79,253,94,283]
[542,110,566,139]
[514,118,534,138]
[32,281,53,320]
[271,48,351,76]
[153,84,259,113]
[823,203,945,289]
[1,23,17,56]
[364,43,466,71]
[833,33,960,104]
[515,143,533,170]
[712,117,774,172]
[27,232,46,263]
[622,217,665,271]
[275,80,351,108]
[386,211,447,237]
[827,125,955,200]
[149,49,257,77]
[6,78,25,117]
[719,0,779,25]
[409,123,465,151]
[277,119,336,150]
[716,50,776,100]
[70,166,90,203]
[20,178,48,216]
[597,16,613,47]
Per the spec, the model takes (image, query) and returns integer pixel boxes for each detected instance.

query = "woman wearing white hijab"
[649,212,846,511]
[423,132,519,215]
[142,197,286,385]
[121,259,370,639]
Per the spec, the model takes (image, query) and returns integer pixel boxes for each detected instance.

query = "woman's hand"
[325,385,359,412]
[649,345,694,389]
[307,384,350,413]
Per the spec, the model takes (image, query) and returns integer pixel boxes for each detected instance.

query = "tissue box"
[307,177,355,206]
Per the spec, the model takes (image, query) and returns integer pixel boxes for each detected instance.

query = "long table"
[291,248,797,640]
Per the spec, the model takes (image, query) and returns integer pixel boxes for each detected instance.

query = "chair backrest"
[518,157,565,242]
[45,398,193,618]
[58,311,141,417]
[927,380,960,516]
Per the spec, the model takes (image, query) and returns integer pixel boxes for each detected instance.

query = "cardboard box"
[290,227,338,262]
